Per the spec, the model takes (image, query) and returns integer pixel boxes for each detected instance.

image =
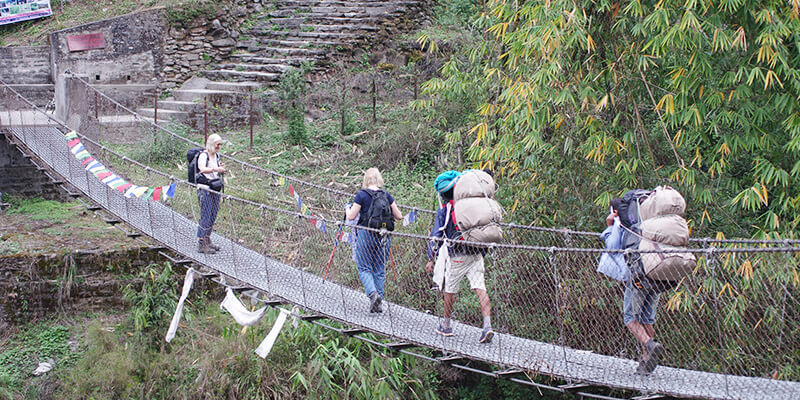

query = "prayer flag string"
[64,131,176,201]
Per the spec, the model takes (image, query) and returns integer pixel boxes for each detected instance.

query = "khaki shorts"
[444,253,486,294]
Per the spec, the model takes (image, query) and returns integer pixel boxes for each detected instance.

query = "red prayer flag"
[116,183,133,193]
[67,138,80,147]
[152,186,162,201]
[81,156,95,165]
[96,171,112,180]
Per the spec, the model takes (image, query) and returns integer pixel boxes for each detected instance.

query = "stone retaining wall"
[0,136,66,200]
[0,248,166,326]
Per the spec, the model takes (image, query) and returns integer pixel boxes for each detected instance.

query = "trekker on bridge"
[196,134,226,254]
[600,198,664,374]
[345,168,403,313]
[425,171,494,344]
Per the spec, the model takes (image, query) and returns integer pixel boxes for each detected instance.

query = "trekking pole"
[389,248,398,281]
[324,212,348,282]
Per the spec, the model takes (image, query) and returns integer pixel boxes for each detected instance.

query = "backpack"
[619,186,696,292]
[452,169,503,243]
[364,189,394,231]
[187,147,207,184]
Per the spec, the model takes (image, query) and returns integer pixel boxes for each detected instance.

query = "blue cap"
[434,170,461,194]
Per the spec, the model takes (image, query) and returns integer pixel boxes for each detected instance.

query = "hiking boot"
[635,360,649,375]
[368,292,382,313]
[478,326,494,344]
[198,238,216,254]
[436,325,454,337]
[206,236,220,251]
[642,339,664,373]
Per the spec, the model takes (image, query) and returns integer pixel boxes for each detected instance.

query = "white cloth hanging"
[166,268,197,342]
[432,203,452,290]
[220,288,267,326]
[255,308,291,358]
[433,241,449,290]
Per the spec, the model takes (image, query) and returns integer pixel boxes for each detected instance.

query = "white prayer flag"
[255,308,290,358]
[166,268,197,342]
[220,288,267,326]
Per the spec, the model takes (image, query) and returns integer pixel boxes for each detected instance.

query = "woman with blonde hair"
[196,134,226,254]
[345,168,403,313]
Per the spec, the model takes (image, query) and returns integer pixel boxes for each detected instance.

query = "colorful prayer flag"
[64,131,77,140]
[166,183,176,198]
[132,186,148,198]
[152,187,162,201]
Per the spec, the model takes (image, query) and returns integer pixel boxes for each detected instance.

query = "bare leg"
[626,321,653,358]
[443,292,455,319]
[644,324,655,339]
[473,288,491,319]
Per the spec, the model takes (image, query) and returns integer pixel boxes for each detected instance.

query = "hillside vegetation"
[414,0,800,238]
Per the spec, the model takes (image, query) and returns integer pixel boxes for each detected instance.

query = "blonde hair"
[362,167,384,188]
[206,134,223,153]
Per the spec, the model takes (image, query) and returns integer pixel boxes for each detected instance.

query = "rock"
[211,38,236,48]
[211,19,222,31]
[32,360,54,376]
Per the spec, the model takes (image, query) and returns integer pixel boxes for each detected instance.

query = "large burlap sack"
[454,169,495,200]
[640,214,689,246]
[639,186,686,220]
[639,239,697,281]
[462,223,504,243]
[454,197,503,242]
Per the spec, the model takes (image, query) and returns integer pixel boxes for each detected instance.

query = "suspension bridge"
[2,77,799,400]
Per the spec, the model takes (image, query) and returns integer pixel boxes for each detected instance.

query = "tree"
[418,0,800,237]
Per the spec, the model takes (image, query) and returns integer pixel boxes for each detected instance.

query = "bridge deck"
[9,126,800,400]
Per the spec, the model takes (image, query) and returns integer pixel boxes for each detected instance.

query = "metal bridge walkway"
[6,125,800,400]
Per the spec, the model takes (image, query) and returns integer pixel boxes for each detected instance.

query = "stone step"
[300,23,379,32]
[252,30,361,41]
[229,54,320,66]
[136,108,190,122]
[272,0,419,9]
[202,70,282,83]
[172,89,238,102]
[263,15,381,26]
[216,63,290,74]
[206,81,265,93]
[255,46,328,57]
[267,7,393,18]
[155,100,202,112]
[254,38,340,48]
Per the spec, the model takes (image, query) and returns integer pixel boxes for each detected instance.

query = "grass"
[3,197,76,224]
[0,0,164,46]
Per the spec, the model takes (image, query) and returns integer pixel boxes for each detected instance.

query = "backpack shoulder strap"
[439,202,451,233]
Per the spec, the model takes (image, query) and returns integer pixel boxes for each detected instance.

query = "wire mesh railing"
[3,78,800,399]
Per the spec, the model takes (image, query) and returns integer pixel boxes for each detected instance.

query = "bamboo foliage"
[419,0,800,237]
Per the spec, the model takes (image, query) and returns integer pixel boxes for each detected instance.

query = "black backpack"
[364,189,394,231]
[187,148,207,184]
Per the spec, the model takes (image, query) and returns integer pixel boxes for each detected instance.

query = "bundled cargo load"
[623,186,697,289]
[452,169,504,243]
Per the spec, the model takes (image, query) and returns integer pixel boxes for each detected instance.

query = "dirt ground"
[0,201,145,256]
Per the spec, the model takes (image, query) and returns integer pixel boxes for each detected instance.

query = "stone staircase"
[136,78,263,126]
[202,0,426,84]
[133,0,425,128]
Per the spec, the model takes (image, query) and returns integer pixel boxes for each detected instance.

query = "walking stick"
[389,248,398,281]
[323,214,347,282]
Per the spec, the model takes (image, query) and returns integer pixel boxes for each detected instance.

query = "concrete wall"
[49,8,167,85]
[0,136,66,200]
[0,46,55,107]
[0,46,52,84]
